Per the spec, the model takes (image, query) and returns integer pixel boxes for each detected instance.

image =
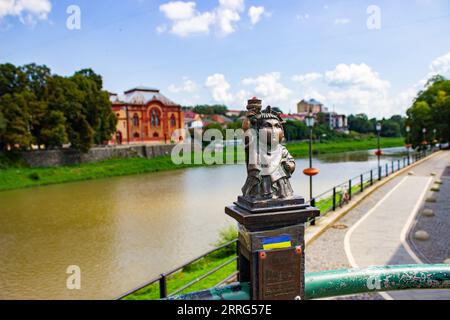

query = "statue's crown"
[260,106,284,123]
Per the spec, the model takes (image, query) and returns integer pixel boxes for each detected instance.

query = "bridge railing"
[116,239,238,300]
[169,264,450,300]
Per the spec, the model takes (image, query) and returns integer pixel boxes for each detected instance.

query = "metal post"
[160,274,168,299]
[349,180,352,201]
[386,163,389,177]
[370,170,373,186]
[332,187,336,211]
[360,175,364,193]
[311,198,316,226]
[309,127,313,203]
[377,131,381,180]
[391,161,394,174]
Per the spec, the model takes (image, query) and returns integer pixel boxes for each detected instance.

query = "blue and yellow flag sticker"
[261,235,292,250]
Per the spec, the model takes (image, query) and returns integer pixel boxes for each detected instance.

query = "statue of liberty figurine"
[241,98,296,201]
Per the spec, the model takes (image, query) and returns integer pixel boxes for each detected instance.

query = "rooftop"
[301,99,322,106]
[124,86,160,94]
[112,86,179,106]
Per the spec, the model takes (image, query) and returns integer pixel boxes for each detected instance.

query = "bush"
[28,172,40,181]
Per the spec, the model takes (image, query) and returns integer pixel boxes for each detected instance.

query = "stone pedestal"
[225,197,319,300]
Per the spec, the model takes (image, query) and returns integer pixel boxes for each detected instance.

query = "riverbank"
[0,137,404,192]
[287,136,404,158]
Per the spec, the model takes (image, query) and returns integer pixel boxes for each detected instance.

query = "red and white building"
[109,87,185,145]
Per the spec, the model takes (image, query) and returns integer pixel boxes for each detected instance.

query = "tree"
[46,75,94,152]
[0,63,26,96]
[21,63,51,100]
[0,110,6,150]
[0,63,118,152]
[406,75,450,147]
[348,114,374,134]
[0,92,33,150]
[192,105,228,115]
[284,120,307,141]
[39,111,68,149]
[381,120,401,137]
[70,70,116,145]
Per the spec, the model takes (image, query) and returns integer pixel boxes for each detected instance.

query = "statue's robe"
[242,134,295,199]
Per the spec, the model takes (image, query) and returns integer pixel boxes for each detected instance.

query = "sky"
[1,0,450,117]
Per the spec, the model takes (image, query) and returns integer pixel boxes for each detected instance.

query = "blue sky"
[1,0,450,117]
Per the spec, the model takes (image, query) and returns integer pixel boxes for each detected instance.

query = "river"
[0,148,407,299]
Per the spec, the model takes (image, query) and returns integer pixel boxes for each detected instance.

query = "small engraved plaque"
[258,248,302,300]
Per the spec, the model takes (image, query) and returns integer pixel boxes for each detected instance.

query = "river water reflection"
[0,148,406,299]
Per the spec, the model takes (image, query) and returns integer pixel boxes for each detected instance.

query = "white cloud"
[169,77,198,93]
[242,72,292,107]
[159,1,196,20]
[159,0,254,37]
[0,0,52,25]
[171,11,215,36]
[325,63,390,92]
[429,51,450,77]
[205,73,234,103]
[335,18,350,25]
[322,64,392,116]
[291,72,323,84]
[248,6,264,25]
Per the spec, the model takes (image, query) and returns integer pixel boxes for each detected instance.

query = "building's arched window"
[153,132,159,138]
[132,114,140,127]
[170,114,177,127]
[150,109,161,127]
[133,132,140,139]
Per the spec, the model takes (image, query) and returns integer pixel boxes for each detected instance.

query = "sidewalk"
[305,150,450,300]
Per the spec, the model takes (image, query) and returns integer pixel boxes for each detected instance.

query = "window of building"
[170,114,177,127]
[132,114,140,127]
[150,109,161,127]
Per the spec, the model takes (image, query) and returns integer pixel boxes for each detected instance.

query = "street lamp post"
[376,123,382,180]
[422,128,427,155]
[406,125,411,165]
[433,128,437,149]
[304,114,318,201]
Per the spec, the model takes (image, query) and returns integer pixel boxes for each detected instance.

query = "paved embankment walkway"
[306,150,450,300]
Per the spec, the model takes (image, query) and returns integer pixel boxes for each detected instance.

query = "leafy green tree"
[70,70,116,145]
[348,114,374,134]
[0,63,26,96]
[192,105,228,115]
[21,63,51,100]
[46,75,94,152]
[405,75,450,147]
[380,120,401,137]
[39,111,68,148]
[284,120,307,141]
[0,110,6,150]
[0,92,33,150]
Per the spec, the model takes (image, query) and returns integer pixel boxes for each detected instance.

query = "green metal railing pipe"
[305,264,450,300]
[169,264,450,300]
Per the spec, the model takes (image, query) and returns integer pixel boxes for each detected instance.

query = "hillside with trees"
[0,63,116,153]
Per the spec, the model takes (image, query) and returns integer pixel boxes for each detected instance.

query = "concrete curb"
[305,151,443,247]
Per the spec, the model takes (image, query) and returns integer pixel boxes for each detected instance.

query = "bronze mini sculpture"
[225,97,319,300]
[241,98,296,201]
